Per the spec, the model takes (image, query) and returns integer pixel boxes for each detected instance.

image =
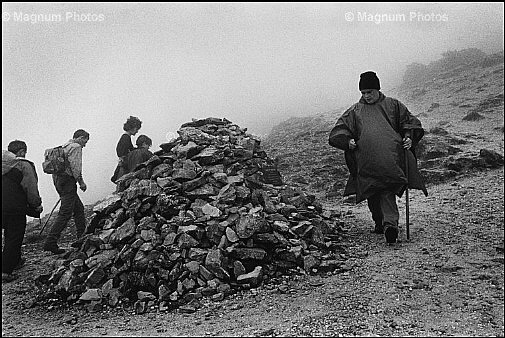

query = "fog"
[2,2,504,216]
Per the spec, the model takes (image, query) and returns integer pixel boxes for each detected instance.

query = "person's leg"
[43,194,75,251]
[73,195,86,239]
[367,193,384,233]
[43,176,77,252]
[380,191,400,243]
[2,214,26,274]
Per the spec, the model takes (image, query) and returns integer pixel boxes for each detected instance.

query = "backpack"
[42,146,69,175]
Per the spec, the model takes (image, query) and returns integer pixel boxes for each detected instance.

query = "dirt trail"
[2,168,504,337]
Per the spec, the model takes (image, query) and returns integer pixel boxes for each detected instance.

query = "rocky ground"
[2,49,504,336]
[2,167,503,337]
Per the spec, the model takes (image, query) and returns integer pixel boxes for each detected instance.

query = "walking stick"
[39,198,61,235]
[405,149,410,241]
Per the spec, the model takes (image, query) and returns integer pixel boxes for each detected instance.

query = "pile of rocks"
[36,117,346,313]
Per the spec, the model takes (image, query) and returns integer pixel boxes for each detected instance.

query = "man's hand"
[79,182,87,192]
[403,137,412,149]
[349,139,357,150]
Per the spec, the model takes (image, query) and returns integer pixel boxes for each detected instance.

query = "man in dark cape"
[329,71,428,244]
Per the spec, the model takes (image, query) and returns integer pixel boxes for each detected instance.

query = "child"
[124,134,154,174]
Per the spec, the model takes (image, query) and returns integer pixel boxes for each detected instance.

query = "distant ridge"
[263,48,504,198]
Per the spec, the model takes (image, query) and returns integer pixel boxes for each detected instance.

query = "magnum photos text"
[2,11,105,24]
[345,11,449,24]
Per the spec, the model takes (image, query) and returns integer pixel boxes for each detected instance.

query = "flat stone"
[92,194,121,214]
[225,227,239,243]
[236,266,263,287]
[174,141,199,158]
[137,291,156,301]
[216,184,236,203]
[227,175,244,184]
[85,249,118,270]
[177,233,199,249]
[235,214,266,239]
[199,265,215,281]
[79,288,102,302]
[188,248,208,261]
[185,261,201,274]
[202,203,222,217]
[230,247,267,261]
[179,304,197,314]
[109,218,137,244]
[85,267,106,287]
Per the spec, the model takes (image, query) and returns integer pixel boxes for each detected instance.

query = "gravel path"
[2,168,504,337]
[285,167,504,337]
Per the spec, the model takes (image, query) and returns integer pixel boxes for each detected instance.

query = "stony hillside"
[4,49,503,337]
[262,48,504,198]
[261,113,347,199]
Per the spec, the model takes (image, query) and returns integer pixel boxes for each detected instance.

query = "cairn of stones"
[36,117,346,313]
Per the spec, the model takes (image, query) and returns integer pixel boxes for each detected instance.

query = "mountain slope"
[262,48,504,198]
[3,48,503,337]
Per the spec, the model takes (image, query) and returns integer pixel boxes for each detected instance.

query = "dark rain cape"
[329,92,428,203]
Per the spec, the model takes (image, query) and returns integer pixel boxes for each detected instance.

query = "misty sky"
[2,2,504,215]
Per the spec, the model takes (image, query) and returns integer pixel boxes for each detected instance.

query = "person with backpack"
[42,129,89,254]
[111,116,142,183]
[328,71,427,244]
[124,134,154,174]
[2,140,43,282]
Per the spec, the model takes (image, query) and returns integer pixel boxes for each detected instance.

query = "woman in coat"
[111,116,142,183]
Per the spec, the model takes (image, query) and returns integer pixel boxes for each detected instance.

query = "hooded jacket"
[329,92,428,203]
[2,150,42,215]
[124,147,154,174]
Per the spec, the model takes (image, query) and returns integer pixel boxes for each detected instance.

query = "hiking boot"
[371,223,384,234]
[2,273,17,283]
[43,245,65,255]
[13,257,26,270]
[384,225,399,244]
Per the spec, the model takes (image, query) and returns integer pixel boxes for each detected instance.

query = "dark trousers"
[2,213,26,274]
[367,191,399,229]
[44,175,85,248]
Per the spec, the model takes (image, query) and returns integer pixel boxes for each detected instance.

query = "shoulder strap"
[59,143,74,177]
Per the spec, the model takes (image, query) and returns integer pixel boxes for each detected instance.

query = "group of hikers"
[2,71,427,283]
[2,116,154,282]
